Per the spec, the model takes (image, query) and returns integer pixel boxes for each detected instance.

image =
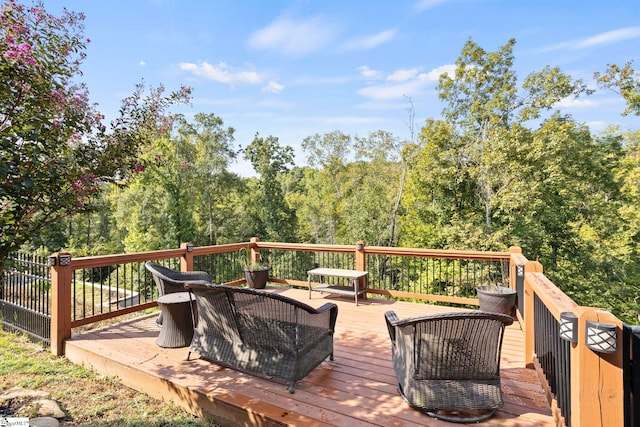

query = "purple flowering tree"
[0,0,191,273]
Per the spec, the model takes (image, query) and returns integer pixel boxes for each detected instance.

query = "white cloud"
[341,29,396,50]
[423,64,456,81]
[357,64,454,100]
[576,27,640,48]
[139,61,146,67]
[556,97,600,108]
[387,68,420,82]
[179,61,262,85]
[358,66,383,80]
[539,26,640,52]
[247,15,338,56]
[263,81,284,94]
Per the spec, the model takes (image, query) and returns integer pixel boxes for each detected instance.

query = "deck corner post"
[50,251,72,357]
[571,307,624,427]
[180,242,194,272]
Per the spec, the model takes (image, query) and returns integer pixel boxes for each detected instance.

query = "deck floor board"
[65,287,555,427]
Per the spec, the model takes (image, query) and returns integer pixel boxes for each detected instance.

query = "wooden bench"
[307,267,368,305]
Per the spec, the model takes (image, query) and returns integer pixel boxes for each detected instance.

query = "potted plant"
[240,246,269,289]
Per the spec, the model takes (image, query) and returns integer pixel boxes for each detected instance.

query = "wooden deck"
[64,287,555,427]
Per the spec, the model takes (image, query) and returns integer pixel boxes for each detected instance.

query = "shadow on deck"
[64,287,555,427]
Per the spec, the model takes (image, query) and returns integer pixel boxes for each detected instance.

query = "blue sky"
[46,0,640,175]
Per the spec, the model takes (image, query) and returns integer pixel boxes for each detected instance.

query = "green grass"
[0,328,221,426]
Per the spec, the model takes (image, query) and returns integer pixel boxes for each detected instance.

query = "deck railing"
[43,240,627,426]
[0,252,51,343]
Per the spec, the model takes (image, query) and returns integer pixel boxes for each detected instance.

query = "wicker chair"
[185,283,338,393]
[145,262,211,324]
[385,310,514,423]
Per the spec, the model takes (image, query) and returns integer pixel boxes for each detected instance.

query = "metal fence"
[0,252,51,343]
[71,257,181,324]
[624,324,640,427]
[534,294,572,426]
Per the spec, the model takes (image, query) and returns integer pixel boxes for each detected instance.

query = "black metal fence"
[71,257,181,323]
[624,324,640,427]
[0,252,51,344]
[366,253,509,298]
[260,248,355,283]
[533,294,572,425]
[259,247,511,304]
[193,250,245,284]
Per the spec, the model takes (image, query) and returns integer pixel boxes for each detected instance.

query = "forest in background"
[26,40,640,323]
[2,2,638,323]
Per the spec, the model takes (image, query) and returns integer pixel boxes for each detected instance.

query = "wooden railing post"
[509,247,520,285]
[571,307,624,427]
[523,260,543,368]
[355,241,366,271]
[355,241,366,293]
[250,237,261,265]
[49,252,72,356]
[509,246,527,324]
[180,242,194,272]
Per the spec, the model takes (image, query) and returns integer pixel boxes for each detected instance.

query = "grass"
[0,327,220,426]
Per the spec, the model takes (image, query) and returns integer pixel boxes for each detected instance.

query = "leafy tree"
[294,130,405,246]
[0,1,191,269]
[174,113,237,245]
[512,115,623,266]
[402,38,591,250]
[299,131,351,244]
[346,130,404,246]
[112,113,238,251]
[243,134,296,242]
[595,61,640,116]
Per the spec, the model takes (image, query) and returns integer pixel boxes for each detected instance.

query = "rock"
[0,387,49,401]
[29,417,60,427]
[34,398,65,418]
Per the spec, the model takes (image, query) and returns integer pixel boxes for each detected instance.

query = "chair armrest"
[316,302,338,313]
[316,303,338,329]
[179,271,211,282]
[385,311,400,343]
[184,282,215,291]
[183,279,212,287]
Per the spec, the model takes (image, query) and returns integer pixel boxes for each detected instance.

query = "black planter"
[476,285,516,316]
[245,268,269,289]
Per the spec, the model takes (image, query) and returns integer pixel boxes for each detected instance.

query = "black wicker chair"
[145,262,211,324]
[185,283,338,393]
[385,310,514,423]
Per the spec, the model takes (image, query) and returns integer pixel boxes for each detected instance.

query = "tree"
[402,38,591,250]
[111,113,238,251]
[0,1,191,270]
[595,61,640,116]
[294,130,405,246]
[243,134,296,242]
[299,131,351,243]
[174,113,236,246]
[347,130,404,246]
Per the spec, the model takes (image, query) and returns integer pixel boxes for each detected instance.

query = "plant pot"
[477,285,516,316]
[245,268,269,289]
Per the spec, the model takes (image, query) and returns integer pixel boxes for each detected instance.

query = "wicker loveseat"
[185,283,338,393]
[385,310,514,423]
